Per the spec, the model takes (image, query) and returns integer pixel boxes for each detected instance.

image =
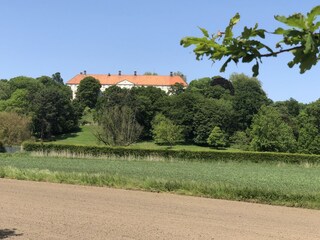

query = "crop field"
[0,153,320,209]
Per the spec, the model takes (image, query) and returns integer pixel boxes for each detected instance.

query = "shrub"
[207,126,227,148]
[0,112,31,145]
[22,142,320,164]
[152,114,183,146]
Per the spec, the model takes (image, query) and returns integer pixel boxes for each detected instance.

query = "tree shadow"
[0,229,23,239]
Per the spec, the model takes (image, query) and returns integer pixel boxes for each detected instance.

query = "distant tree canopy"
[0,75,79,140]
[52,72,64,84]
[181,6,320,76]
[3,70,320,154]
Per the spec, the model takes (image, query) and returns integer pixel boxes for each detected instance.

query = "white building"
[66,71,187,98]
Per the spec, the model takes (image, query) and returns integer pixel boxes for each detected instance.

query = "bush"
[0,112,31,145]
[22,142,320,164]
[152,114,183,146]
[207,126,227,148]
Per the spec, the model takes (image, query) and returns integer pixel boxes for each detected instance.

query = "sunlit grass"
[1,153,320,209]
[51,125,240,152]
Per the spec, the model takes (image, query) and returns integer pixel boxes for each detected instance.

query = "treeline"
[75,73,320,154]
[1,72,320,154]
[0,73,79,144]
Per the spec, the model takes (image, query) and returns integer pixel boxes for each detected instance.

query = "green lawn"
[1,153,320,209]
[52,125,98,145]
[52,125,240,152]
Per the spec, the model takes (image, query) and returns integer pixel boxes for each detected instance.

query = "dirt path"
[0,179,319,240]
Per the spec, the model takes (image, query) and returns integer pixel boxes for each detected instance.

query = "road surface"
[0,178,319,239]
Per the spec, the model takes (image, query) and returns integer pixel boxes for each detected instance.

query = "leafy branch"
[180,6,320,77]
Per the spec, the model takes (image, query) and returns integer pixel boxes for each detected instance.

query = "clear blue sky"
[0,0,319,103]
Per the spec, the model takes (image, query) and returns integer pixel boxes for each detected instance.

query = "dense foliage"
[0,74,79,140]
[1,70,320,154]
[75,76,101,110]
[0,112,31,145]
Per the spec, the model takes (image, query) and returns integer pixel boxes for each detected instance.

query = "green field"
[1,153,320,209]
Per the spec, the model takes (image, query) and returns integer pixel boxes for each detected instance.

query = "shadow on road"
[0,229,23,239]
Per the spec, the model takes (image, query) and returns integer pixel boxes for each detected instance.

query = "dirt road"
[0,179,319,240]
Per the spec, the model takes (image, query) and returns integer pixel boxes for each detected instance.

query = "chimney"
[80,72,83,75]
[84,70,87,75]
[118,70,121,76]
[170,71,173,77]
[134,71,137,76]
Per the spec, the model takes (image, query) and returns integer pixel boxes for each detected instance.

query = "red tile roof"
[66,74,187,87]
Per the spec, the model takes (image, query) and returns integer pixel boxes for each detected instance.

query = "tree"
[250,106,297,152]
[181,6,320,76]
[230,73,270,130]
[230,130,251,151]
[32,85,79,139]
[207,126,227,148]
[94,106,143,146]
[52,72,64,84]
[158,91,203,142]
[0,112,31,145]
[144,72,158,75]
[193,98,235,145]
[168,83,185,95]
[0,80,11,100]
[96,86,132,110]
[75,76,101,109]
[297,99,320,153]
[172,71,187,82]
[187,77,233,100]
[130,86,167,139]
[152,114,183,146]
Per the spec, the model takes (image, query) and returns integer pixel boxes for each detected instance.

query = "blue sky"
[0,0,319,103]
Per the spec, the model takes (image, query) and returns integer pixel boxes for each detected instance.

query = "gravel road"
[0,178,319,240]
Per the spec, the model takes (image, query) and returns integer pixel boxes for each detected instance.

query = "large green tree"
[193,98,234,145]
[159,91,203,142]
[130,86,167,139]
[32,83,78,139]
[181,6,320,76]
[230,73,270,130]
[75,76,101,109]
[250,105,297,152]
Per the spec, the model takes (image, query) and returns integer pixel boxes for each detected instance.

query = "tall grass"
[1,153,320,209]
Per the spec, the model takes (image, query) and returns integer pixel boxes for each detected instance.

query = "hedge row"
[21,142,320,164]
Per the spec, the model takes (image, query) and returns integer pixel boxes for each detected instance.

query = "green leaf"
[224,13,240,43]
[198,27,209,38]
[275,13,306,30]
[252,62,259,77]
[307,5,320,28]
[274,27,285,34]
[220,57,232,72]
[304,33,315,54]
[242,54,254,63]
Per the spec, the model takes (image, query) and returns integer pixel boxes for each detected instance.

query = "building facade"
[66,71,187,98]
